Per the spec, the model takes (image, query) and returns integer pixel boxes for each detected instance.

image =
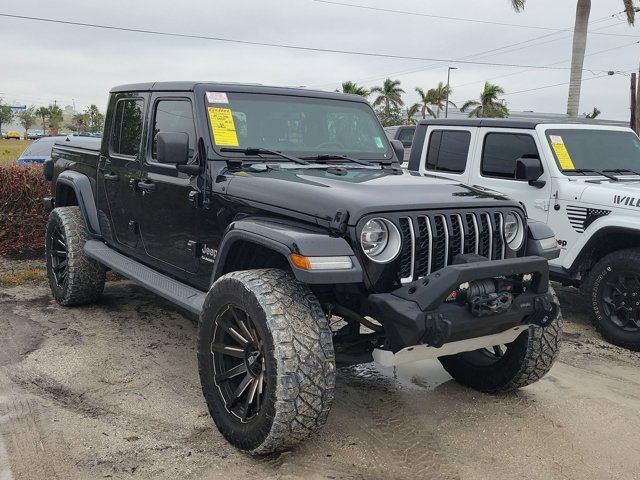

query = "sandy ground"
[1,260,640,480]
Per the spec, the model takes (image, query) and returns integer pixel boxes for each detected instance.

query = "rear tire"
[197,269,335,454]
[46,206,106,306]
[586,249,640,351]
[439,287,562,393]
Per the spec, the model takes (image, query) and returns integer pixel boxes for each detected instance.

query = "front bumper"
[368,255,558,352]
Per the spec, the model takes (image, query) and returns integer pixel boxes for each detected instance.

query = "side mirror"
[156,132,189,165]
[516,156,545,187]
[390,139,404,163]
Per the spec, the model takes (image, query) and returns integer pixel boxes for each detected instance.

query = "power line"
[312,12,628,89]
[312,0,640,38]
[0,12,623,72]
[454,40,640,90]
[503,72,628,96]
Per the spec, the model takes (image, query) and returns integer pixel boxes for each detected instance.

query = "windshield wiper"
[304,154,376,167]
[220,147,310,165]
[603,168,640,176]
[563,168,619,182]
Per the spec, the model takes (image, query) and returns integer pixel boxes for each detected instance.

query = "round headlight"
[360,218,401,263]
[361,219,388,256]
[504,212,524,250]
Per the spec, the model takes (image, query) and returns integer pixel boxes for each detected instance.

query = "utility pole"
[636,63,640,135]
[631,73,636,132]
[445,66,457,118]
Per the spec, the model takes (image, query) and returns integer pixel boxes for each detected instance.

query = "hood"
[223,166,517,224]
[576,178,640,211]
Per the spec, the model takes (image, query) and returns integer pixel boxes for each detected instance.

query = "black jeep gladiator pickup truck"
[43,81,562,454]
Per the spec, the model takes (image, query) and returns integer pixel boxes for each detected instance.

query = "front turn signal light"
[290,254,353,271]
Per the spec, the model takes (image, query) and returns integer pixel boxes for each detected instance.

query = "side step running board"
[84,240,206,315]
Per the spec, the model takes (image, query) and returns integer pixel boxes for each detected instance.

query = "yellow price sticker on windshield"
[208,107,239,147]
[549,135,575,170]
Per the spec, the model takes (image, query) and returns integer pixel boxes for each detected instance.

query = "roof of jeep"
[110,81,367,102]
[416,117,629,129]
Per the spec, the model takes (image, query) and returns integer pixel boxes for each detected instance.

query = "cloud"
[1,0,637,119]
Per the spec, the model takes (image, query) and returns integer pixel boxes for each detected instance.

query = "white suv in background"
[408,118,640,350]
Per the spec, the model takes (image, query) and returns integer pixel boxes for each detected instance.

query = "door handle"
[103,172,119,182]
[137,180,156,193]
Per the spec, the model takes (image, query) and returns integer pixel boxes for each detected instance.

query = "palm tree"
[415,87,437,119]
[47,104,64,133]
[511,1,635,117]
[339,81,370,97]
[585,106,601,118]
[461,82,509,118]
[416,82,456,118]
[370,78,405,118]
[35,106,49,134]
[405,103,421,125]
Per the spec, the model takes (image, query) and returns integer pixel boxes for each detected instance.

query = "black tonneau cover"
[53,139,101,153]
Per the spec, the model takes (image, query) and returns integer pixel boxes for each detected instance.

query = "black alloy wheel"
[212,304,266,423]
[48,224,69,288]
[601,272,640,332]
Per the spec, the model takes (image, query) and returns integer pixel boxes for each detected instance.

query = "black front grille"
[397,210,507,283]
[415,217,431,278]
[398,218,413,280]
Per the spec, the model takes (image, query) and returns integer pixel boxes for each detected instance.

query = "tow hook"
[528,294,558,327]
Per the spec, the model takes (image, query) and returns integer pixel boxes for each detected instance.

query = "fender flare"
[55,171,101,236]
[567,225,640,273]
[211,218,363,285]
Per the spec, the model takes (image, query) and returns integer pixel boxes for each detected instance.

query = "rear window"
[111,99,144,157]
[481,133,539,179]
[425,130,470,173]
[397,127,415,148]
[21,140,55,156]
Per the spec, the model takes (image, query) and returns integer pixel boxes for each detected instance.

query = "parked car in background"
[4,131,21,140]
[408,117,640,350]
[26,129,46,140]
[384,125,415,164]
[17,135,101,165]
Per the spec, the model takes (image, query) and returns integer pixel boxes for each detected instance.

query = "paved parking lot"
[1,266,639,480]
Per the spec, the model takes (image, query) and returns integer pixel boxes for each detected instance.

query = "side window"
[111,99,144,157]
[151,99,197,163]
[425,130,470,173]
[481,133,539,179]
[397,127,415,148]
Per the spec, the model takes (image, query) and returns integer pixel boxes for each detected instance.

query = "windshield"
[21,140,55,156]
[546,129,640,173]
[206,92,391,160]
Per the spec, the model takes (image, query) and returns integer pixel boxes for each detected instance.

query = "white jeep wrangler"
[408,118,640,350]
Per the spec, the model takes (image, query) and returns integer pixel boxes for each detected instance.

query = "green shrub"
[0,165,49,256]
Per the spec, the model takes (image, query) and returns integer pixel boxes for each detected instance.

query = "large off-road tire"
[45,206,106,306]
[197,269,336,454]
[438,287,562,393]
[586,249,640,351]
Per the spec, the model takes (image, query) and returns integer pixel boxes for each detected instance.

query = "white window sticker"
[206,91,229,104]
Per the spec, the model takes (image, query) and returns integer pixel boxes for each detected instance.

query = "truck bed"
[53,138,102,153]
